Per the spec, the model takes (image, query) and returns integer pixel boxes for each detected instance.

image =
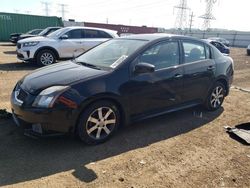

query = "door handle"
[174,74,183,78]
[207,66,215,70]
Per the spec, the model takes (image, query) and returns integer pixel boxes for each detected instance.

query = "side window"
[66,29,83,39]
[205,45,211,59]
[139,41,179,70]
[84,29,99,38]
[183,42,206,63]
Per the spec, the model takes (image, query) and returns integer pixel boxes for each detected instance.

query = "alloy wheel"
[86,107,116,140]
[210,86,224,108]
[40,52,54,65]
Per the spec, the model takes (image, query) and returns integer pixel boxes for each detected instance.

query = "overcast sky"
[1,0,249,31]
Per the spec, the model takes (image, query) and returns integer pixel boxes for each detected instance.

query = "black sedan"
[9,29,43,44]
[17,27,61,41]
[11,34,234,144]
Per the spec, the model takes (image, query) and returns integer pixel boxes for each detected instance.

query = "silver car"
[16,26,118,66]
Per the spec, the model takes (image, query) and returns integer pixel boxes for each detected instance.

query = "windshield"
[76,39,147,69]
[47,28,68,38]
[38,28,49,36]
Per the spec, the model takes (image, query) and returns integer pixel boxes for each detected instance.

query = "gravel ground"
[0,43,249,187]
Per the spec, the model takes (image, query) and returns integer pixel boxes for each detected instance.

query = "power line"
[200,0,217,30]
[174,0,190,30]
[41,1,50,16]
[58,4,68,21]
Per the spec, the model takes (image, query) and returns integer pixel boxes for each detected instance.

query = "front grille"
[17,43,21,49]
[15,84,28,102]
[17,88,28,101]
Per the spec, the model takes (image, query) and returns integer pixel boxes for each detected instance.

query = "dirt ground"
[0,43,250,187]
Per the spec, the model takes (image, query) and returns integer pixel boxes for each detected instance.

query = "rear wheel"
[77,101,120,145]
[36,49,56,66]
[204,82,226,111]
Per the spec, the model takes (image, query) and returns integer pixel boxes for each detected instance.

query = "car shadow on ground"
[0,106,224,186]
[0,62,38,71]
[0,43,16,47]
[3,51,16,55]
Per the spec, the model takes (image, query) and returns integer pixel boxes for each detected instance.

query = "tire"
[247,50,250,56]
[204,82,226,111]
[77,100,120,145]
[36,49,56,66]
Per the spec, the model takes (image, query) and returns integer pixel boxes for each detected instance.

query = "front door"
[127,40,184,116]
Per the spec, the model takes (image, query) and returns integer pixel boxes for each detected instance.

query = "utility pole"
[58,4,68,21]
[174,0,190,30]
[189,12,194,32]
[200,0,217,30]
[41,1,50,16]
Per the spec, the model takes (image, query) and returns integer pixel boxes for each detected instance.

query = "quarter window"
[183,42,206,63]
[139,41,180,70]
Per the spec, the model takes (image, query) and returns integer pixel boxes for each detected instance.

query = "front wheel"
[77,101,120,145]
[204,82,226,111]
[36,49,56,66]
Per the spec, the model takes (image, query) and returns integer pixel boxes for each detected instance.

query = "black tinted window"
[84,30,100,38]
[183,42,206,63]
[139,41,179,70]
[66,29,83,39]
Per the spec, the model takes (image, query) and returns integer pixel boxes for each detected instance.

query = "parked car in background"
[16,26,119,66]
[246,44,250,55]
[208,37,230,47]
[17,27,61,41]
[9,29,43,44]
[11,34,234,144]
[205,39,230,54]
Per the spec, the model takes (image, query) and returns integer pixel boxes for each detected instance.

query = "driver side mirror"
[60,34,68,40]
[134,62,155,74]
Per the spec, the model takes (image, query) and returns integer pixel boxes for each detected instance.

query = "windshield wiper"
[75,61,101,70]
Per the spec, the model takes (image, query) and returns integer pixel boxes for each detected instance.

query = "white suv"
[16,26,119,66]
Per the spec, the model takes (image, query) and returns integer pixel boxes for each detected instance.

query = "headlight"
[32,86,69,108]
[23,41,39,47]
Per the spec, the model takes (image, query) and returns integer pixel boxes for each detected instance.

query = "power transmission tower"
[41,1,50,16]
[58,4,68,21]
[174,0,190,30]
[189,12,195,32]
[200,0,217,30]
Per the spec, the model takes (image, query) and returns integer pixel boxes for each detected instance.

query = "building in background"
[0,12,63,42]
[64,20,159,36]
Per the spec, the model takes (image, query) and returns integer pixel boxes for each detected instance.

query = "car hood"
[18,36,55,43]
[19,61,108,95]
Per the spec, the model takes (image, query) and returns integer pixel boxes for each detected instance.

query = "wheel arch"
[73,94,128,134]
[34,46,59,60]
[216,77,229,96]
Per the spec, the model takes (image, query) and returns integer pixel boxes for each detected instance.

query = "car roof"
[119,33,206,43]
[65,26,117,34]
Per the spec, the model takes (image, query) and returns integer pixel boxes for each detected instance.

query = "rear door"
[181,40,216,102]
[80,29,112,51]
